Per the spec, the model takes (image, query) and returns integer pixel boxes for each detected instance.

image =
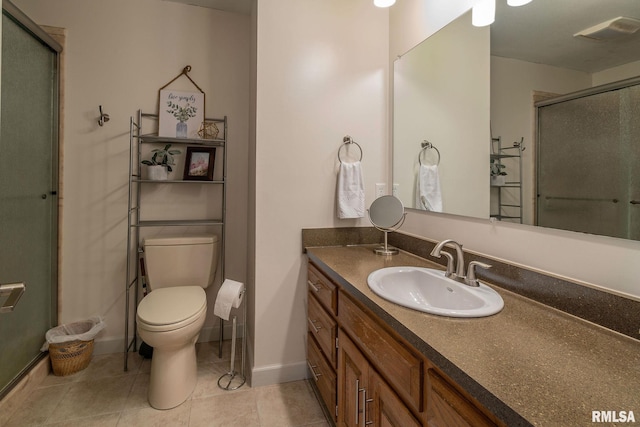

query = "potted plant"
[142,144,181,180]
[490,158,507,186]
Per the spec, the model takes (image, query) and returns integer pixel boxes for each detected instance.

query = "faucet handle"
[438,251,455,277]
[465,261,491,287]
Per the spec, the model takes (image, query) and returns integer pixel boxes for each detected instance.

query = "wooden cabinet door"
[426,369,497,427]
[339,291,423,412]
[370,370,422,427]
[338,330,369,427]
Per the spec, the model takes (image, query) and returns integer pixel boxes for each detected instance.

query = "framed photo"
[159,89,205,139]
[183,147,216,181]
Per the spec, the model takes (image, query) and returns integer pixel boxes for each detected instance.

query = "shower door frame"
[1,0,62,399]
[535,75,640,239]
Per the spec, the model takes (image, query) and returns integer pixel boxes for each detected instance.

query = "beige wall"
[13,0,251,353]
[252,0,389,385]
[392,0,640,300]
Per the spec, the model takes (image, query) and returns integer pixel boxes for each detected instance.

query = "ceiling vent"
[574,16,640,41]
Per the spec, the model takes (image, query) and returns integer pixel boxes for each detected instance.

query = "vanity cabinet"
[338,329,421,427]
[307,261,502,427]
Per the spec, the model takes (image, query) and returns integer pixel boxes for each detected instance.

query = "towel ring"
[418,141,440,166]
[338,135,363,163]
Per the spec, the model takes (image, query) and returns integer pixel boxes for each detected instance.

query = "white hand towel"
[337,161,365,219]
[414,164,443,212]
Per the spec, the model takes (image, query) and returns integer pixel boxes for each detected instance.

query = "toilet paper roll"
[214,279,245,321]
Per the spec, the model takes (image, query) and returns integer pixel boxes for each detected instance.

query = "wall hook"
[98,105,110,126]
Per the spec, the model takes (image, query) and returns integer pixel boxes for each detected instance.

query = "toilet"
[136,235,219,409]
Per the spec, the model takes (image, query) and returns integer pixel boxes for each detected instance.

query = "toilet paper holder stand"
[217,289,246,391]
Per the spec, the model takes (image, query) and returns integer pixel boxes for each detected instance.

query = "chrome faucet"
[430,239,465,278]
[430,239,492,287]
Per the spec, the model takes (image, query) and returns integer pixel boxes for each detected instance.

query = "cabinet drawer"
[307,332,337,422]
[308,263,337,315]
[426,369,497,427]
[308,293,337,367]
[339,291,423,412]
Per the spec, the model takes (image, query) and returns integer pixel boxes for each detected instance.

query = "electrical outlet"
[392,183,399,197]
[375,183,386,198]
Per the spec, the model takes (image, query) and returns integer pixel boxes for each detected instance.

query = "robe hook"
[98,105,110,126]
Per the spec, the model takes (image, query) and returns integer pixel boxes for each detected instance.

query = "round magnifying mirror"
[368,195,406,255]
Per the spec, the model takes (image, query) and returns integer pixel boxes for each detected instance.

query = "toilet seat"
[137,286,206,332]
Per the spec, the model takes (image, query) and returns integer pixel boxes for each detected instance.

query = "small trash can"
[42,317,105,376]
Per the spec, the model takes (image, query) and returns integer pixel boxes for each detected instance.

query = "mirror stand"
[374,225,403,255]
[367,195,407,256]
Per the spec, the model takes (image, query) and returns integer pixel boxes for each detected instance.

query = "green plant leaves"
[141,144,182,168]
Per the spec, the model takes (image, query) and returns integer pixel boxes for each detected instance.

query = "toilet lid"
[137,286,206,326]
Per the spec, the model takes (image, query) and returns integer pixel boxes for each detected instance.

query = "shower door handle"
[0,282,26,313]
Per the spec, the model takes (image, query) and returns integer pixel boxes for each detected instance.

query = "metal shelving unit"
[490,136,524,223]
[124,110,227,370]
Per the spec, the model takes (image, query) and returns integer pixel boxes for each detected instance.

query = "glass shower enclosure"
[0,1,60,398]
[537,80,640,241]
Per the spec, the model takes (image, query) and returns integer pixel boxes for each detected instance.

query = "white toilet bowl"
[137,286,207,409]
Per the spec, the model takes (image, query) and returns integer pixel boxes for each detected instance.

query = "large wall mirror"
[393,0,640,241]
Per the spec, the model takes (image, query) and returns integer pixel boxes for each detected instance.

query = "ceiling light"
[507,0,532,6]
[472,0,495,27]
[374,0,395,7]
[574,16,640,41]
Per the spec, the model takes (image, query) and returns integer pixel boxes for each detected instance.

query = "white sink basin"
[367,267,504,318]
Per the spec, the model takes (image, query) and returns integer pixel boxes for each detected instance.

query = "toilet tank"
[143,235,219,290]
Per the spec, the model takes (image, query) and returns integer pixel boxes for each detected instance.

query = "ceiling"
[162,0,640,74]
[163,0,252,15]
[491,0,640,73]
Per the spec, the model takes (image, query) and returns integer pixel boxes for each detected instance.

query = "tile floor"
[3,341,329,427]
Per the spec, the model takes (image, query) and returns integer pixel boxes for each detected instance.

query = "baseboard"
[250,360,309,388]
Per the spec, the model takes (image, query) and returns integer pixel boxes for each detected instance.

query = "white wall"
[252,0,389,385]
[13,0,251,352]
[391,0,640,301]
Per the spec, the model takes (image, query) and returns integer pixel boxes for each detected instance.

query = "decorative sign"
[158,89,204,139]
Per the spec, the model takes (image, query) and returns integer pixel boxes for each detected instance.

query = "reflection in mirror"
[392,0,640,241]
[368,195,406,255]
[394,11,489,219]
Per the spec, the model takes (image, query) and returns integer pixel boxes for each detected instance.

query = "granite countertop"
[306,245,640,427]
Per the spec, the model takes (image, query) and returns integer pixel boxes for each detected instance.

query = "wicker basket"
[49,339,94,376]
